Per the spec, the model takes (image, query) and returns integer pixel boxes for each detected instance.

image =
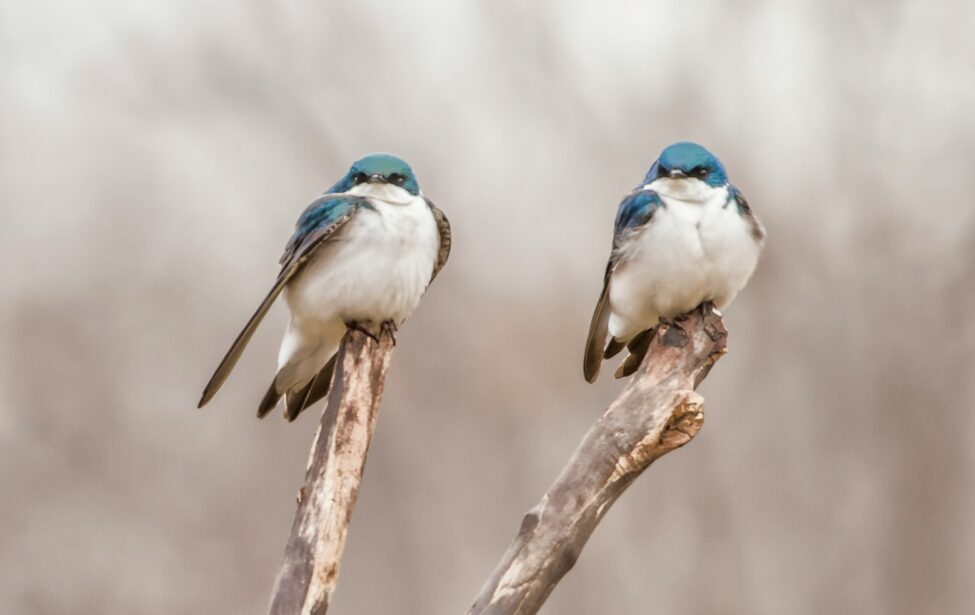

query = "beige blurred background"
[2,1,974,613]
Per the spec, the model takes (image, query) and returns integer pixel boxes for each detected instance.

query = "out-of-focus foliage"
[1,1,973,613]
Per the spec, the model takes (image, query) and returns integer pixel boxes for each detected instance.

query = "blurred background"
[2,1,974,613]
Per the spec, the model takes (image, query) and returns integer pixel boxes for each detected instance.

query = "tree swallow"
[584,142,765,382]
[199,153,451,420]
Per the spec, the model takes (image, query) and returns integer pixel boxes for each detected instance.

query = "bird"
[198,153,451,420]
[584,141,765,382]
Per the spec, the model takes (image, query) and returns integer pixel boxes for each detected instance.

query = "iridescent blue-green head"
[330,153,420,195]
[644,142,728,188]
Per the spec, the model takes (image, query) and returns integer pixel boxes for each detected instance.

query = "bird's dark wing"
[281,354,337,422]
[728,184,766,244]
[583,259,617,383]
[583,189,665,383]
[198,195,368,408]
[424,197,452,283]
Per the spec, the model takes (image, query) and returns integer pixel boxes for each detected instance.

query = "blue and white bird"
[584,142,765,382]
[199,154,451,420]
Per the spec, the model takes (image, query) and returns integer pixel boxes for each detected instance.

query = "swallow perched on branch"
[584,142,764,382]
[199,154,450,420]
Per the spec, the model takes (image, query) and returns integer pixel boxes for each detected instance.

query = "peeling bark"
[268,328,394,615]
[468,305,727,615]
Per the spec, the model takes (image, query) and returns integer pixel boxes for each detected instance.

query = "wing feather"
[424,197,451,283]
[198,196,364,408]
[583,189,665,382]
[729,185,766,244]
[583,261,614,382]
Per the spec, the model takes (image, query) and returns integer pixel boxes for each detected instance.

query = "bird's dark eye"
[658,165,669,178]
[693,166,709,179]
[389,173,405,185]
[352,172,367,184]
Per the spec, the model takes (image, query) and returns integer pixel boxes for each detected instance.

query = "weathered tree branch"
[468,305,727,615]
[265,307,726,614]
[268,328,395,615]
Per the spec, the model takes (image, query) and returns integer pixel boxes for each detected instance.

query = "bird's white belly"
[607,189,760,340]
[284,196,439,333]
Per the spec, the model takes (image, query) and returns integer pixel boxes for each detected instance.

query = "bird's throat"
[348,183,414,205]
[647,178,715,203]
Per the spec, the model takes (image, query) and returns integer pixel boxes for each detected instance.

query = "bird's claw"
[345,320,380,343]
[380,320,398,346]
[659,316,687,335]
[343,320,397,345]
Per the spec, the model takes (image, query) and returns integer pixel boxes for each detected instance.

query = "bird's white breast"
[607,182,761,340]
[284,188,439,333]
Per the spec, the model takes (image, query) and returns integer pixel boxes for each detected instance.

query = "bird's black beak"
[367,173,387,183]
[668,169,686,179]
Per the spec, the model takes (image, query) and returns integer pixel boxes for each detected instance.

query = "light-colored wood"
[268,327,394,615]
[468,305,726,615]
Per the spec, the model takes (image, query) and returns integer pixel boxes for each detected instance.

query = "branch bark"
[268,328,395,615]
[468,305,727,615]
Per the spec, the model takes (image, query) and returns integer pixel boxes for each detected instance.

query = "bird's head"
[331,153,420,197]
[644,142,728,189]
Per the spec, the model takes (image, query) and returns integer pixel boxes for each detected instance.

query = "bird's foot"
[380,320,398,346]
[345,320,380,343]
[657,316,690,347]
[658,316,686,334]
[658,316,689,347]
[699,301,720,318]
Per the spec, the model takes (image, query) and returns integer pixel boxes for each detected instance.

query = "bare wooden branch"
[268,328,395,615]
[468,305,728,615]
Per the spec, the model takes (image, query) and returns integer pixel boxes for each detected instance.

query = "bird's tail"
[257,354,338,421]
[613,328,653,379]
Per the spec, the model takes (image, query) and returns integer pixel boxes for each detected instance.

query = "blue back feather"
[613,189,665,245]
[281,195,370,264]
[727,184,751,215]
